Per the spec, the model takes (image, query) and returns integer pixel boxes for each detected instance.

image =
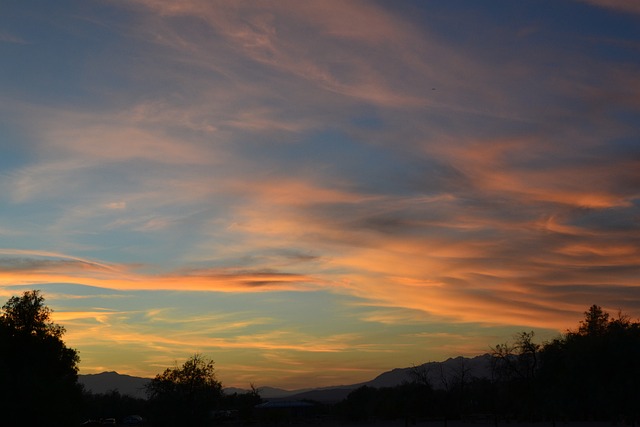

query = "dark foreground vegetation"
[337,305,640,425]
[1,290,639,426]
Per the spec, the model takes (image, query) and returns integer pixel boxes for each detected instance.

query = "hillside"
[78,371,150,399]
[78,354,493,402]
[365,354,493,389]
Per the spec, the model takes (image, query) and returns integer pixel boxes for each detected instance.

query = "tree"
[577,304,610,336]
[146,353,223,426]
[538,305,640,421]
[490,331,540,419]
[81,389,148,423]
[491,331,539,382]
[219,383,263,422]
[1,290,65,337]
[0,290,81,426]
[409,362,434,389]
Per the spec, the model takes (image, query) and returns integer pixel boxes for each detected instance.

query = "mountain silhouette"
[365,354,493,389]
[79,354,493,402]
[78,371,150,399]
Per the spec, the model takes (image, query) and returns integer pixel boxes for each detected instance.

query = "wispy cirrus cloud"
[2,0,639,388]
[578,0,640,14]
[0,31,28,44]
[127,0,430,107]
[0,259,324,293]
[56,299,395,384]
[0,249,118,273]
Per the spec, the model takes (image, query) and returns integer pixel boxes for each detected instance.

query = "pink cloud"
[3,2,638,376]
[578,0,640,14]
[428,135,639,209]
[0,31,28,44]
[123,0,468,108]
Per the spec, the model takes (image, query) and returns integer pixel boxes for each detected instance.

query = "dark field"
[266,422,627,427]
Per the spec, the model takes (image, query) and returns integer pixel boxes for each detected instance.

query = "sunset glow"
[1,0,639,390]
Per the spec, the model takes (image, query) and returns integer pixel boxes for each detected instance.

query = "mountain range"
[79,371,151,399]
[79,354,494,403]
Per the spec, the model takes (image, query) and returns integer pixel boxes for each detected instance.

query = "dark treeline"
[0,290,262,426]
[2,290,639,425]
[80,377,262,426]
[337,305,640,424]
[81,389,147,423]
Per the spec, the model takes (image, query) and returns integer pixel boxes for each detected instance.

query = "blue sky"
[1,0,639,389]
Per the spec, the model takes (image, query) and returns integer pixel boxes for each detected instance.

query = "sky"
[1,0,639,390]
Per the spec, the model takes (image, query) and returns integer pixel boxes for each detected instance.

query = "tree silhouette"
[219,383,263,422]
[577,304,610,336]
[491,331,539,383]
[336,305,640,424]
[146,353,223,426]
[539,305,640,421]
[0,290,81,426]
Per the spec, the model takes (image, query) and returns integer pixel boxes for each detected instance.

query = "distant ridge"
[272,387,356,403]
[78,371,150,399]
[224,386,314,399]
[273,354,493,403]
[364,354,493,389]
[78,354,493,402]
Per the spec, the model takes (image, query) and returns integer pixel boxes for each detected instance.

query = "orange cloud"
[2,0,639,389]
[0,268,324,293]
[428,135,639,209]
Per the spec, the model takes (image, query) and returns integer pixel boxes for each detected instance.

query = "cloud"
[57,301,391,383]
[0,31,28,44]
[428,136,640,210]
[2,0,640,388]
[123,0,486,111]
[105,201,127,210]
[0,249,117,273]
[1,108,226,206]
[0,250,325,293]
[578,0,640,14]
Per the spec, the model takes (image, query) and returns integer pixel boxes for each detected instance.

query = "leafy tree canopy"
[146,353,223,426]
[0,290,81,426]
[1,289,65,337]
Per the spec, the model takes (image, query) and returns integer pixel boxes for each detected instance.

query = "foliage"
[491,331,539,382]
[1,290,65,338]
[337,305,640,424]
[490,331,541,418]
[0,290,81,426]
[538,305,640,421]
[485,306,640,421]
[81,389,148,423]
[146,353,223,426]
[339,380,434,421]
[577,304,610,336]
[220,383,263,421]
